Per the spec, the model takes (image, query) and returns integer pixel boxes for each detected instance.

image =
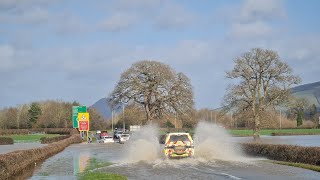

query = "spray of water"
[193,121,247,162]
[122,123,161,163]
[121,121,250,165]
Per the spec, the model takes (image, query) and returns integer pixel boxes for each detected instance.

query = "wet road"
[29,142,320,180]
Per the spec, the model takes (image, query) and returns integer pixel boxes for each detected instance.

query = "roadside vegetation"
[3,134,61,143]
[0,137,14,145]
[78,158,127,180]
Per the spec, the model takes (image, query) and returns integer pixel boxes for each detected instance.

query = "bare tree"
[223,48,301,139]
[108,60,194,122]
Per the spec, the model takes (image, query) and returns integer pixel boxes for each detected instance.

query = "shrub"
[241,143,320,166]
[40,135,70,144]
[299,120,316,129]
[0,135,82,179]
[0,137,14,145]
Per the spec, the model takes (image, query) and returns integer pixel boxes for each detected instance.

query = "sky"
[1,0,320,110]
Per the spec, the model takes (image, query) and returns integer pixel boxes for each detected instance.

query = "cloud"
[219,0,286,39]
[239,0,286,23]
[153,3,196,30]
[228,21,273,39]
[99,12,138,32]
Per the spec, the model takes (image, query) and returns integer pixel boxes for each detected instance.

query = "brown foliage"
[242,143,320,166]
[0,135,81,179]
[40,135,70,144]
[0,137,14,145]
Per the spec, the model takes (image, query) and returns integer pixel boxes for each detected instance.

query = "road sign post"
[72,106,87,128]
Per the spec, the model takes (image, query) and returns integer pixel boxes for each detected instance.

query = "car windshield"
[169,135,190,142]
[121,134,129,137]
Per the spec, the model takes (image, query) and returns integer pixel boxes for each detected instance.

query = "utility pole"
[112,110,114,132]
[175,112,177,129]
[122,104,125,131]
[210,111,212,123]
[280,109,282,129]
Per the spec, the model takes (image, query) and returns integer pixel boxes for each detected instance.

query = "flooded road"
[0,142,45,154]
[29,123,320,180]
[29,143,320,180]
[232,135,320,147]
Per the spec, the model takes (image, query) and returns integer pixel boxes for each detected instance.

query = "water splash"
[122,123,161,163]
[193,121,247,162]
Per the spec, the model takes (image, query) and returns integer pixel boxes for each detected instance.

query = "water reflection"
[73,151,90,175]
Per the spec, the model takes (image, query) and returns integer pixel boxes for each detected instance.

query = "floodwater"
[0,142,45,154]
[232,135,320,147]
[29,123,320,180]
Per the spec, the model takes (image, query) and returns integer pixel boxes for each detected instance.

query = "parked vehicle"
[99,135,114,143]
[163,132,194,158]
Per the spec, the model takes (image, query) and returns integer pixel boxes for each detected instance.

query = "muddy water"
[29,123,320,180]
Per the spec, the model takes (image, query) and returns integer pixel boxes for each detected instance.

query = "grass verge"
[78,172,127,180]
[78,158,127,180]
[272,161,320,172]
[0,134,60,143]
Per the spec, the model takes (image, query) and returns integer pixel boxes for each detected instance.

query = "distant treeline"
[0,100,107,130]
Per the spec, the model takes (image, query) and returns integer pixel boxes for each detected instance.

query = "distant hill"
[291,81,320,108]
[90,98,112,120]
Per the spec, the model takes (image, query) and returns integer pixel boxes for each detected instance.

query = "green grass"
[229,128,320,136]
[78,172,127,180]
[0,134,60,143]
[85,158,113,170]
[77,158,127,180]
[272,161,320,172]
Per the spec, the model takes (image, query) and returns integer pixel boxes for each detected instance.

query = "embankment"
[0,128,81,179]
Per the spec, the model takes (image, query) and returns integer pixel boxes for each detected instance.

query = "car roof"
[167,132,190,135]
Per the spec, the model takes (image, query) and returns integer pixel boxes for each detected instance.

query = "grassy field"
[229,128,320,136]
[0,134,60,143]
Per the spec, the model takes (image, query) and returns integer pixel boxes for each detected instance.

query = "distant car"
[99,135,114,143]
[163,132,194,158]
[119,133,130,144]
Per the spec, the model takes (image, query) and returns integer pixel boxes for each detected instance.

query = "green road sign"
[72,106,87,128]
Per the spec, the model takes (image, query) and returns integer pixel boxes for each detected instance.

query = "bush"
[40,135,70,144]
[299,121,316,129]
[0,137,14,145]
[0,135,82,179]
[241,143,320,166]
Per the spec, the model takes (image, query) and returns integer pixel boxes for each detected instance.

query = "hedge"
[40,135,71,144]
[0,137,14,145]
[0,134,82,179]
[0,128,78,135]
[241,143,320,166]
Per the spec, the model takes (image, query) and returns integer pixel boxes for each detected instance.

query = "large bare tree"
[224,48,301,139]
[108,60,194,122]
